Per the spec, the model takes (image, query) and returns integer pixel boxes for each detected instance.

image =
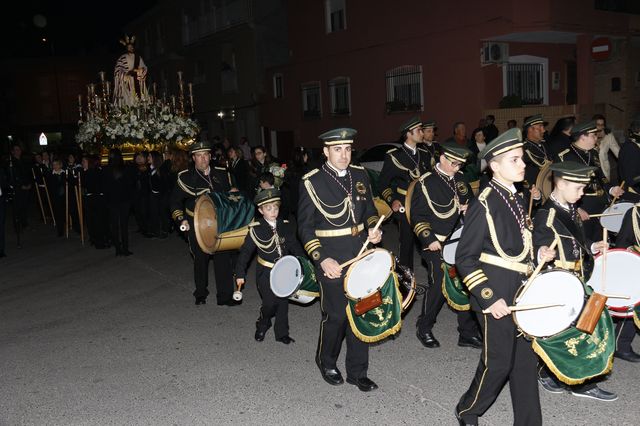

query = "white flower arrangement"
[269,163,287,188]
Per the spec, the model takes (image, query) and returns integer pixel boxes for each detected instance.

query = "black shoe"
[318,366,344,386]
[255,329,266,342]
[458,335,482,349]
[571,385,618,401]
[346,376,378,392]
[614,349,640,362]
[276,336,295,344]
[416,330,440,348]
[195,297,207,305]
[538,374,565,394]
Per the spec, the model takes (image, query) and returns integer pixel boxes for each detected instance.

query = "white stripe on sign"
[592,45,609,53]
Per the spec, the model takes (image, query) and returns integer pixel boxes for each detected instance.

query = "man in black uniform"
[411,142,481,349]
[170,141,239,306]
[379,116,430,271]
[556,121,626,241]
[421,119,440,170]
[455,128,554,426]
[298,128,382,392]
[522,114,552,188]
[532,161,617,401]
[617,118,640,194]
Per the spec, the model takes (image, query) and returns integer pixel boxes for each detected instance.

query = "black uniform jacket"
[235,218,305,279]
[298,163,379,266]
[410,167,473,249]
[523,139,552,187]
[170,165,232,224]
[455,180,534,311]
[379,145,430,206]
[618,138,640,194]
[616,206,640,250]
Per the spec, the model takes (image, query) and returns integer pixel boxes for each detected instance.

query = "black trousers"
[189,232,236,302]
[316,270,369,379]
[458,314,541,426]
[52,196,66,236]
[256,265,289,339]
[416,250,479,338]
[133,194,149,233]
[615,317,637,353]
[108,202,131,252]
[395,211,416,270]
[13,188,30,228]
[147,193,162,236]
[0,196,6,254]
[85,195,109,247]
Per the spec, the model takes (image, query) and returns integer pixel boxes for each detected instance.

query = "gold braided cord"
[390,153,421,179]
[479,196,533,263]
[303,179,353,227]
[525,148,549,168]
[249,228,279,254]
[545,208,567,264]
[419,180,457,219]
[632,206,640,247]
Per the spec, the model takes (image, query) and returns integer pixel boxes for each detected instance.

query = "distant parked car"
[354,142,400,173]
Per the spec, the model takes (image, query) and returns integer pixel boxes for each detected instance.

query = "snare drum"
[513,269,585,338]
[587,249,640,318]
[344,248,394,301]
[442,226,463,265]
[599,202,634,233]
[270,255,319,304]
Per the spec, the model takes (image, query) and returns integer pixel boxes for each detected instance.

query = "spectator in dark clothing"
[159,149,174,234]
[82,154,109,248]
[227,146,250,194]
[102,149,135,256]
[484,114,499,142]
[146,151,168,238]
[547,116,575,157]
[7,144,32,229]
[283,146,312,218]
[132,152,150,235]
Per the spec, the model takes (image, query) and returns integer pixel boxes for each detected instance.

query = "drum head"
[270,256,303,298]
[194,195,218,254]
[442,226,464,265]
[599,202,633,233]
[535,161,553,202]
[588,249,640,311]
[345,249,393,299]
[404,180,419,224]
[514,270,585,338]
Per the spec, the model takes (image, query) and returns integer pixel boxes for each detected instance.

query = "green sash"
[442,264,470,311]
[297,256,320,297]
[635,305,640,329]
[365,168,381,196]
[209,191,255,234]
[346,272,402,343]
[532,310,615,385]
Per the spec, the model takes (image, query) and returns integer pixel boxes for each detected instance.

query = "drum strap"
[479,253,531,274]
[554,259,581,272]
[315,223,364,237]
[257,257,275,268]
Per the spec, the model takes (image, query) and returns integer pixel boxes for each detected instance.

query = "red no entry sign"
[591,37,612,61]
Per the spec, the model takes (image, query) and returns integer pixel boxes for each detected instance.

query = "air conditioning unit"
[482,42,509,64]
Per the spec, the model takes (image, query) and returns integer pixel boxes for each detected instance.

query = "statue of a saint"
[113,35,148,107]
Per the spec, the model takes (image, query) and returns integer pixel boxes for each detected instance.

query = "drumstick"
[598,293,630,300]
[588,212,624,218]
[608,180,625,208]
[482,303,564,314]
[338,249,373,269]
[601,228,608,293]
[355,214,385,258]
[232,283,243,301]
[515,239,559,303]
[528,185,535,218]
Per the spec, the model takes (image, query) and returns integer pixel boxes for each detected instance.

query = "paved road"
[1,219,637,425]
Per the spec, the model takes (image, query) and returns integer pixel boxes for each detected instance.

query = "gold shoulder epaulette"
[214,166,227,171]
[283,219,289,223]
[177,169,189,177]
[386,147,398,154]
[349,164,364,170]
[248,221,260,227]
[557,148,570,160]
[417,147,429,153]
[478,186,492,201]
[418,171,432,182]
[302,168,319,180]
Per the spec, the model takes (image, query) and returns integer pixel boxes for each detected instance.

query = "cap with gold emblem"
[399,116,423,134]
[479,128,523,161]
[318,128,357,146]
[522,114,548,130]
[421,119,436,129]
[254,188,281,206]
[189,140,212,154]
[570,121,598,138]
[440,142,471,163]
[550,161,596,183]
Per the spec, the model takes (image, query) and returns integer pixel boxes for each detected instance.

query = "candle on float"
[99,71,105,82]
[78,94,82,107]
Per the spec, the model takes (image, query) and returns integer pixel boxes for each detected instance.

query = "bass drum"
[193,192,255,254]
[535,160,553,202]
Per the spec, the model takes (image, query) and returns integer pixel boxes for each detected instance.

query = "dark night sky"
[0,0,157,58]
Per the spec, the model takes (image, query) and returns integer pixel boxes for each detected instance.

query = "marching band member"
[532,161,617,401]
[298,128,382,392]
[410,143,481,349]
[455,128,552,426]
[379,117,431,271]
[522,114,552,187]
[617,118,640,194]
[170,141,239,306]
[235,188,304,344]
[613,204,640,362]
[421,119,440,170]
[555,121,626,241]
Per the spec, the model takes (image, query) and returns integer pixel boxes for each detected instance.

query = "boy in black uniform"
[379,116,430,271]
[522,114,552,187]
[170,141,239,306]
[421,119,440,169]
[455,128,554,426]
[235,188,304,344]
[410,142,481,349]
[555,121,626,241]
[613,204,640,362]
[298,128,382,392]
[532,161,617,401]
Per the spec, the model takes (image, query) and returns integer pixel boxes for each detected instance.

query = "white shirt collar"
[325,161,347,177]
[265,219,277,228]
[404,143,417,155]
[435,163,453,179]
[492,178,517,194]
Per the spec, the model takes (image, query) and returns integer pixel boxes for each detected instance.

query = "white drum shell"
[270,255,303,298]
[600,202,634,233]
[442,226,463,265]
[588,249,640,311]
[514,270,585,338]
[344,249,393,299]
